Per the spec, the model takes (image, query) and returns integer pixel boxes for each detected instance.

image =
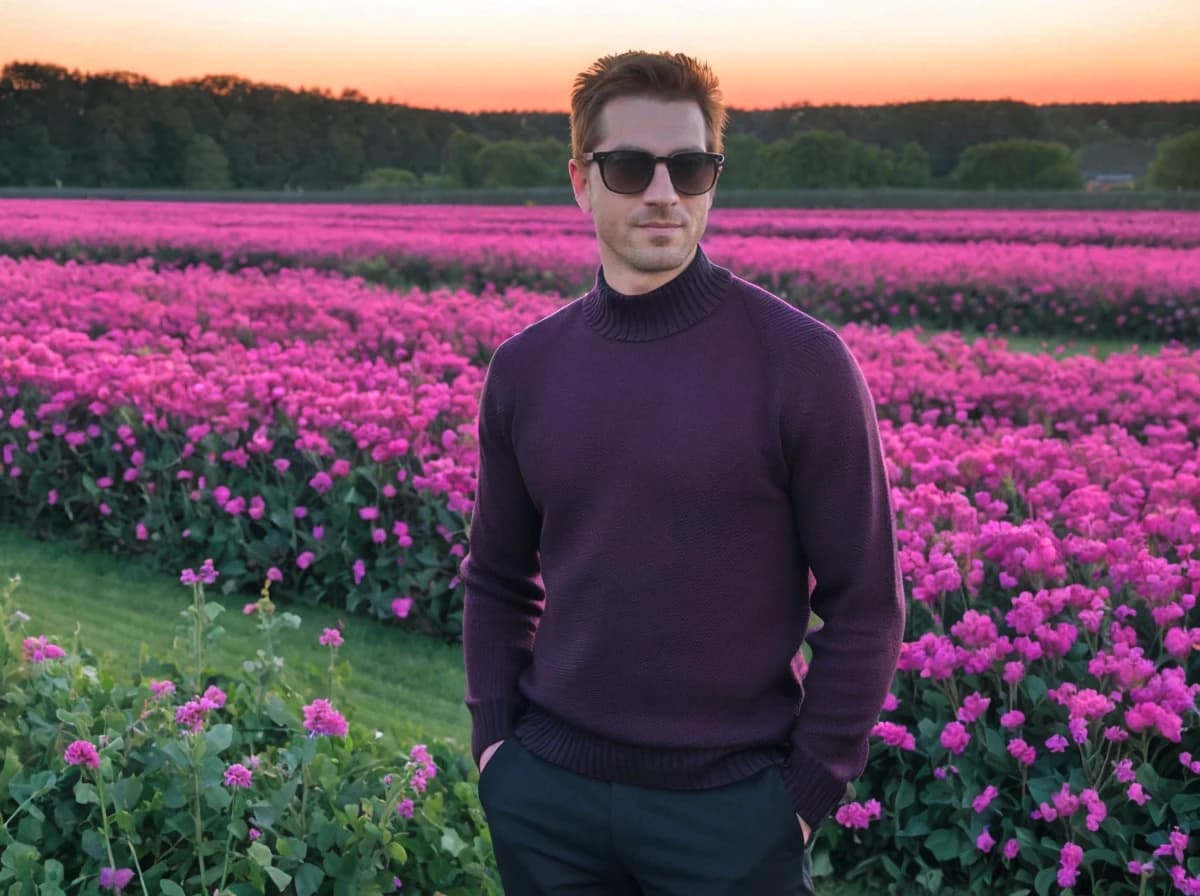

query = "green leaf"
[1034,866,1057,896]
[915,868,943,893]
[0,842,38,873]
[110,776,143,811]
[160,881,186,896]
[248,842,273,867]
[205,723,234,753]
[72,782,99,806]
[925,828,961,862]
[293,863,325,896]
[895,779,915,812]
[265,867,292,891]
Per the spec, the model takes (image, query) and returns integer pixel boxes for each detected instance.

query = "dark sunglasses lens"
[602,152,655,193]
[667,153,716,194]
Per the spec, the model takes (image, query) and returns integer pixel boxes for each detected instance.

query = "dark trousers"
[478,737,816,896]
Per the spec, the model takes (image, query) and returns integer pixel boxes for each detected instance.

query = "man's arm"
[459,345,545,769]
[778,330,906,833]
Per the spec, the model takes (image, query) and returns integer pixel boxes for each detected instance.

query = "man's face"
[569,95,717,295]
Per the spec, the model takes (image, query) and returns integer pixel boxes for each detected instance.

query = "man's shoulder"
[727,273,844,360]
[492,297,585,367]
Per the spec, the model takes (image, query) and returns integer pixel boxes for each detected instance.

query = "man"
[460,50,905,895]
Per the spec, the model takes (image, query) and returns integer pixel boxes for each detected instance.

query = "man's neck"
[598,246,697,296]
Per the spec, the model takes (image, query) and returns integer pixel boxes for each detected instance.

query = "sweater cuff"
[467,697,527,768]
[779,747,850,830]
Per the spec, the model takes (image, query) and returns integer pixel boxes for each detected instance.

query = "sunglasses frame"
[581,150,726,196]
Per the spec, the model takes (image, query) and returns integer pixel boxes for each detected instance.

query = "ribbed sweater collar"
[581,244,731,342]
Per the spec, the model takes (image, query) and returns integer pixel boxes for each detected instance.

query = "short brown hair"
[570,51,727,159]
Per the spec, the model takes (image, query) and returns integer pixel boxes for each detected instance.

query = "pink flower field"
[2,200,1199,340]
[0,202,1198,893]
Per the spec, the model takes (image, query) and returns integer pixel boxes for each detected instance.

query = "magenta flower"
[1127,782,1152,806]
[870,721,916,750]
[175,697,217,734]
[98,867,134,893]
[203,685,227,708]
[1000,709,1025,728]
[940,721,971,755]
[1057,842,1083,887]
[392,596,414,618]
[249,828,262,840]
[1003,838,1020,860]
[297,551,315,570]
[22,635,66,663]
[358,506,379,521]
[224,763,253,788]
[834,799,882,829]
[148,679,175,700]
[267,566,283,582]
[1045,734,1069,753]
[396,798,415,819]
[1007,738,1036,766]
[302,698,348,737]
[64,740,100,769]
[309,471,333,493]
[976,829,995,852]
[319,627,344,647]
[972,785,999,813]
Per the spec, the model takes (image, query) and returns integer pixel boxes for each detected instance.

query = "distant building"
[1085,173,1138,192]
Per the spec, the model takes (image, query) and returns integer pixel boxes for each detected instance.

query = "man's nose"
[642,160,678,203]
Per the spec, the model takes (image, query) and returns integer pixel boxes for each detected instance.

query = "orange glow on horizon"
[4,0,1199,113]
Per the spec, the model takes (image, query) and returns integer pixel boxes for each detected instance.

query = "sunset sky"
[2,0,1198,112]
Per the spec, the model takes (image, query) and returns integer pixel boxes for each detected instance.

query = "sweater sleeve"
[777,329,906,830]
[459,343,545,769]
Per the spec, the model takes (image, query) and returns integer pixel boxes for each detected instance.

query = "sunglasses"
[581,150,725,196]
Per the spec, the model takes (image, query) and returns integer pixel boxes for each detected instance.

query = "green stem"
[193,581,204,690]
[300,762,310,837]
[191,737,208,886]
[217,790,241,895]
[124,836,151,896]
[326,647,336,700]
[94,770,119,874]
[1,782,54,832]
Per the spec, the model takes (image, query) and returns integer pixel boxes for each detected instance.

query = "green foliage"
[953,139,1083,190]
[893,142,932,188]
[3,62,1195,190]
[357,167,421,191]
[0,573,501,895]
[182,135,233,190]
[1147,130,1200,190]
[445,130,488,189]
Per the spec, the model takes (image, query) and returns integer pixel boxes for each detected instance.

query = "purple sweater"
[459,244,906,828]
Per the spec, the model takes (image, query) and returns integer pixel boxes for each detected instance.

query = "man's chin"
[625,244,695,274]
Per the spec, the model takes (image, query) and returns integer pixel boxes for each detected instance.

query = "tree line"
[2,62,1198,191]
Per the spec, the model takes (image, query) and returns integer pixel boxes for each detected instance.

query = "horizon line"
[6,59,1199,116]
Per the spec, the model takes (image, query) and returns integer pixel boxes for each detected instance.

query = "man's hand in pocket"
[480,739,504,773]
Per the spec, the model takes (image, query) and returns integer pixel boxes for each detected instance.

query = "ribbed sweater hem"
[512,702,790,792]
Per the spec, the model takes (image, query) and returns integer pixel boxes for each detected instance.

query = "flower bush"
[0,571,502,896]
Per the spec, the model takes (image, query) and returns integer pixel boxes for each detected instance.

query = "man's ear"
[568,158,592,214]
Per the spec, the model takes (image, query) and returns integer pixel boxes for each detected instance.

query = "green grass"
[904,326,1176,359]
[0,524,472,756]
